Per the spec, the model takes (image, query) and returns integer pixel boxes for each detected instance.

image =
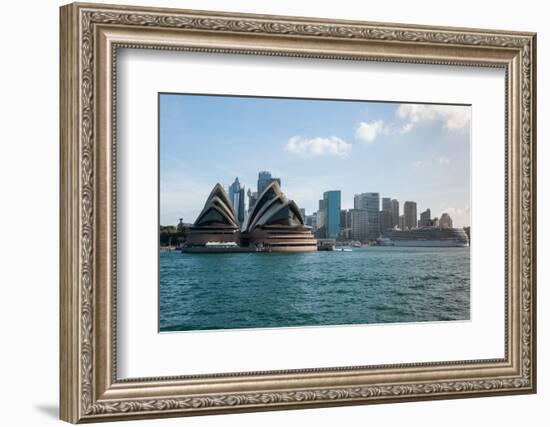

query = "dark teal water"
[159,247,470,332]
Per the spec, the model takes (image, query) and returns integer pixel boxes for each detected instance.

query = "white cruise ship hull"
[387,239,468,247]
[378,226,470,247]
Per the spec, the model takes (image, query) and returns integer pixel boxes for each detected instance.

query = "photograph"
[159,93,472,332]
[56,3,537,422]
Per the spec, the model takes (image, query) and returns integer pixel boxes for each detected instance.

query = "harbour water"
[159,247,470,332]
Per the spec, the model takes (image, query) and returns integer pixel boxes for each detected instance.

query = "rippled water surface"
[159,247,470,331]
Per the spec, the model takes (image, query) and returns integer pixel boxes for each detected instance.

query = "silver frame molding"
[60,2,537,423]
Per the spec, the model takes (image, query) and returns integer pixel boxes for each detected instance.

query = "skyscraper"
[305,214,317,229]
[439,212,453,229]
[340,209,351,229]
[257,171,281,196]
[354,192,380,240]
[247,188,258,212]
[403,201,417,230]
[323,190,341,239]
[391,199,399,228]
[379,210,393,231]
[380,197,393,231]
[317,199,325,227]
[228,177,245,225]
[340,209,352,240]
[316,199,326,238]
[299,208,306,221]
[398,214,406,230]
[354,193,365,210]
[350,209,369,242]
[420,208,432,227]
[257,171,271,195]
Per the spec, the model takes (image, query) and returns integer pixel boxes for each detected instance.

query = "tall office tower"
[238,187,245,224]
[379,210,393,231]
[299,208,306,221]
[305,214,317,229]
[350,209,369,242]
[439,212,453,229]
[391,199,399,227]
[316,199,326,238]
[340,209,352,228]
[257,171,272,195]
[403,201,418,230]
[316,199,325,228]
[228,177,245,225]
[354,192,380,240]
[381,197,393,231]
[323,191,342,239]
[419,208,432,227]
[354,193,365,210]
[399,214,406,230]
[257,171,281,196]
[339,209,352,240]
[247,188,258,212]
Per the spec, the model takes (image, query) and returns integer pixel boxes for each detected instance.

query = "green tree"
[159,225,177,246]
[176,218,188,243]
[160,222,188,247]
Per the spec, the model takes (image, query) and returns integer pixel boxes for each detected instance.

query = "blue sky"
[160,93,471,227]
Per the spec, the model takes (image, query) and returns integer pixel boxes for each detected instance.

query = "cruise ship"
[377,226,469,247]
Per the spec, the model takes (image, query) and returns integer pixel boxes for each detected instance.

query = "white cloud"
[397,104,470,132]
[412,160,424,168]
[285,136,352,157]
[355,120,386,143]
[400,122,414,134]
[439,156,450,165]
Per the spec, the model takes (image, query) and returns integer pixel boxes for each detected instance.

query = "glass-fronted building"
[228,177,245,225]
[257,171,281,196]
[391,199,399,228]
[350,209,369,242]
[323,190,341,239]
[403,201,417,230]
[354,192,380,240]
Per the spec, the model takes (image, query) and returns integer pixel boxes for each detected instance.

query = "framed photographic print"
[158,94,472,332]
[60,2,537,423]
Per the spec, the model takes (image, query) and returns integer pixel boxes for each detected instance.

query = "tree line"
[159,222,187,247]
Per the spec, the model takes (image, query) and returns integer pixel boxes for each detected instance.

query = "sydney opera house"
[184,182,317,253]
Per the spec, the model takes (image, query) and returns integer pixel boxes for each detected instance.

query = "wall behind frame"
[0,0,545,426]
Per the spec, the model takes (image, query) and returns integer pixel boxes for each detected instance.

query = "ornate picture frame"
[60,2,536,423]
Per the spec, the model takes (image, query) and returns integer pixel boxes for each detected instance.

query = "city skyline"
[160,94,471,227]
[170,169,465,236]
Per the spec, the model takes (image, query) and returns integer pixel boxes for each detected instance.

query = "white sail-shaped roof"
[245,181,305,232]
[194,183,239,227]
